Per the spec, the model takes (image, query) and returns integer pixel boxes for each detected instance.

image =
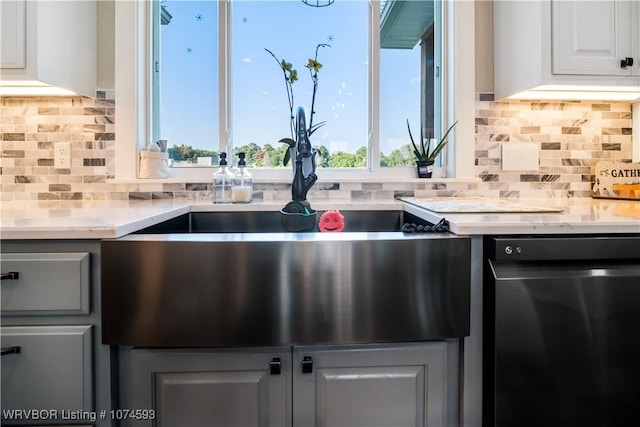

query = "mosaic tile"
[49,183,71,191]
[129,192,152,200]
[2,133,25,141]
[151,192,174,199]
[317,182,340,190]
[362,182,383,190]
[96,132,115,141]
[351,191,372,200]
[186,183,208,191]
[60,192,83,200]
[393,190,415,198]
[83,158,106,166]
[37,192,60,200]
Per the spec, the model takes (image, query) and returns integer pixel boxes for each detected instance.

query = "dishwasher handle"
[488,236,640,261]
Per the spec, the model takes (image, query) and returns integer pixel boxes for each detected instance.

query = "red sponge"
[318,210,345,232]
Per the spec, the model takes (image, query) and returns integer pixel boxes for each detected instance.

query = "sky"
[159,0,422,156]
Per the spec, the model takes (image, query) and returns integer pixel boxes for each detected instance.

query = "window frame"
[114,0,476,181]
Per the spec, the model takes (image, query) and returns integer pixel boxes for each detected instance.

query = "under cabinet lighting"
[507,85,640,102]
[0,81,78,96]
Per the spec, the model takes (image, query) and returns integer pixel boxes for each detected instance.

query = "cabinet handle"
[270,357,281,375]
[1,272,19,281]
[302,356,313,374]
[1,346,22,356]
[620,57,634,68]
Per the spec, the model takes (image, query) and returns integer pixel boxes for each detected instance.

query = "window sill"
[106,176,482,185]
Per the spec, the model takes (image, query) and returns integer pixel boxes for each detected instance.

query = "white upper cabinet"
[0,0,96,96]
[494,0,640,100]
[552,1,637,76]
[0,0,26,69]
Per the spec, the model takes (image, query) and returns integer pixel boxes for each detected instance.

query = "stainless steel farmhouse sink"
[101,210,470,347]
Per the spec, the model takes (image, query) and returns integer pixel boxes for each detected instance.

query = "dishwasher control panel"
[487,235,640,261]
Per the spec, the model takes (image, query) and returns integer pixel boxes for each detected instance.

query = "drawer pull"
[270,357,281,375]
[620,57,634,68]
[1,272,20,281]
[302,356,313,373]
[1,346,22,356]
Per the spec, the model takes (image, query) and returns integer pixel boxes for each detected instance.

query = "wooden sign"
[593,161,640,200]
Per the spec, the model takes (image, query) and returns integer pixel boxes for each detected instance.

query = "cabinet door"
[632,1,640,76]
[0,0,26,69]
[1,252,90,315]
[1,325,93,416]
[129,348,291,427]
[293,343,448,427]
[552,0,633,76]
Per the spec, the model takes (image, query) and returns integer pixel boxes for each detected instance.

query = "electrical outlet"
[54,142,71,169]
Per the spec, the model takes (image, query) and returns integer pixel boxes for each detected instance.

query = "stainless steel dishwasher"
[483,235,640,427]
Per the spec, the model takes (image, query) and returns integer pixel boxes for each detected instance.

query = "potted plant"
[265,44,330,167]
[407,120,457,178]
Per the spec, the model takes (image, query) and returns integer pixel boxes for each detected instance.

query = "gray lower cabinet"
[293,343,448,427]
[1,240,112,427]
[1,252,90,315]
[128,347,291,427]
[126,342,452,427]
[1,325,93,412]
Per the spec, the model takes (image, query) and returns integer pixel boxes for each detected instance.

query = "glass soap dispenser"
[232,152,253,203]
[212,152,233,203]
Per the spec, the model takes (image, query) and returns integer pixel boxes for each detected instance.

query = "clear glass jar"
[212,152,234,203]
[232,152,252,203]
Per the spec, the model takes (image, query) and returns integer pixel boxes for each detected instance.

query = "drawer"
[1,325,93,418]
[1,253,90,315]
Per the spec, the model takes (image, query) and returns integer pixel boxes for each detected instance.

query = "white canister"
[140,150,169,179]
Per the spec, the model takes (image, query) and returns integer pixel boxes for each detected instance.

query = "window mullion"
[152,0,160,145]
[369,0,381,173]
[219,0,232,157]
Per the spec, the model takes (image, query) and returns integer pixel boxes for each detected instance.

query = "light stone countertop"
[0,197,638,240]
[402,197,640,235]
[0,199,401,240]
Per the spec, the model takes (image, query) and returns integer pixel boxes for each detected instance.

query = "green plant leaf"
[308,121,326,137]
[279,137,296,148]
[427,121,458,161]
[407,119,425,161]
[279,137,296,166]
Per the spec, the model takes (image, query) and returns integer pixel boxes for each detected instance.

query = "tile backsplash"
[1,93,115,202]
[1,93,634,202]
[475,94,633,198]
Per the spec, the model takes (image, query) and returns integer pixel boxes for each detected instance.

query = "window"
[153,0,441,172]
[154,0,219,166]
[115,1,475,180]
[231,0,368,169]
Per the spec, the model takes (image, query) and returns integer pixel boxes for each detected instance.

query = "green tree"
[381,144,414,167]
[355,146,367,167]
[328,152,361,168]
[167,144,217,163]
[263,143,285,167]
[192,148,217,159]
[316,145,330,168]
[235,142,263,166]
[167,144,194,162]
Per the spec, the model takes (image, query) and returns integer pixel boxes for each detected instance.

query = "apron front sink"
[102,211,470,347]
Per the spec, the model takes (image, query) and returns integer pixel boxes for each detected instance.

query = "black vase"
[416,160,434,178]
